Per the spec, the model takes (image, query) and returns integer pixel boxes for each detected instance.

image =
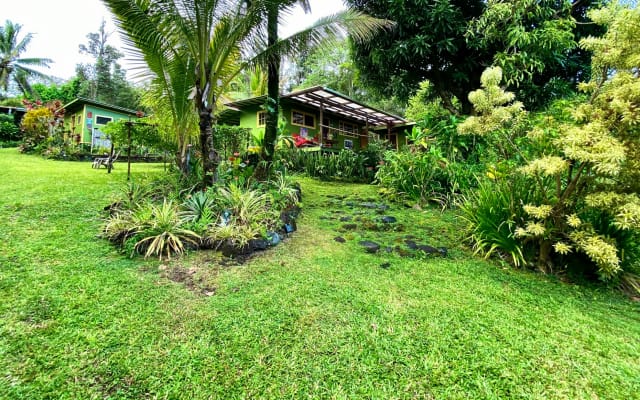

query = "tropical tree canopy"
[346,0,600,112]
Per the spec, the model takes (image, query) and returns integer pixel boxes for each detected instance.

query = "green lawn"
[1,148,639,399]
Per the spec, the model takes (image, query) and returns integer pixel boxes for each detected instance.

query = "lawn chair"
[92,151,120,169]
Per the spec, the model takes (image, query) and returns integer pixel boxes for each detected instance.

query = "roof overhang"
[283,86,406,127]
[221,86,407,127]
[60,97,139,116]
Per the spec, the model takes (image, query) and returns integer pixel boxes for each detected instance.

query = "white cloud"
[3,0,345,81]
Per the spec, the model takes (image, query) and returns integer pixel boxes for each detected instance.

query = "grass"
[0,148,639,399]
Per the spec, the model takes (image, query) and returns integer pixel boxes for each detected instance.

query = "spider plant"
[133,200,200,260]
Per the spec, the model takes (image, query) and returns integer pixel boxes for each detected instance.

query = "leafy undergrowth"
[1,149,639,399]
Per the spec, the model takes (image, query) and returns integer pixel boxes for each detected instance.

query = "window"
[339,121,358,136]
[257,111,266,127]
[291,110,315,128]
[344,139,354,150]
[95,116,112,125]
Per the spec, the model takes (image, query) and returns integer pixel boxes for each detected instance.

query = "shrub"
[457,4,640,290]
[277,147,379,183]
[133,200,200,260]
[0,114,20,142]
[459,175,543,267]
[375,146,450,206]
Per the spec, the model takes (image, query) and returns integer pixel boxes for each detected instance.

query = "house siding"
[232,103,368,151]
[63,104,136,144]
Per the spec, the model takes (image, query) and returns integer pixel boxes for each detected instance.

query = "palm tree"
[0,20,52,97]
[103,0,263,186]
[103,0,388,186]
[250,0,391,166]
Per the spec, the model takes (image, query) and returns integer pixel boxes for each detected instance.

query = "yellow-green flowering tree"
[458,2,640,282]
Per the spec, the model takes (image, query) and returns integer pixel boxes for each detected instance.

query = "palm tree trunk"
[197,102,218,187]
[263,5,280,164]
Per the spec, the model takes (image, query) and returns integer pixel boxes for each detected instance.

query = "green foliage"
[345,0,488,112]
[74,20,141,109]
[467,0,603,109]
[459,175,542,267]
[132,200,200,260]
[0,113,19,141]
[213,125,252,159]
[100,118,168,157]
[277,147,381,183]
[290,39,360,97]
[27,78,81,105]
[0,20,52,97]
[458,2,640,285]
[104,199,200,260]
[405,80,458,122]
[19,100,65,153]
[375,147,452,206]
[181,190,218,224]
[467,0,576,87]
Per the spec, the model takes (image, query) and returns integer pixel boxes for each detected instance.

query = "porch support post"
[365,116,369,137]
[387,122,394,150]
[319,102,324,147]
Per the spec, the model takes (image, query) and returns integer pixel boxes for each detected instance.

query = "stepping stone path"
[323,194,448,258]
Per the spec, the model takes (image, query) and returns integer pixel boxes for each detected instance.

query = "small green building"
[218,86,411,151]
[61,98,139,152]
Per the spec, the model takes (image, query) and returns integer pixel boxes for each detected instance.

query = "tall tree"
[0,20,52,98]
[76,20,140,108]
[104,0,387,185]
[345,0,488,114]
[466,0,603,108]
[103,0,263,186]
[254,0,390,165]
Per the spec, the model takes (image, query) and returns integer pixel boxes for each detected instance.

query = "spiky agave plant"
[181,190,218,223]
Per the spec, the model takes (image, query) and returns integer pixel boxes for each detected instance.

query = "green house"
[218,86,410,151]
[61,98,139,152]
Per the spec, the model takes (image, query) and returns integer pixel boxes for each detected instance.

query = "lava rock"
[416,244,439,255]
[339,216,353,222]
[438,247,448,257]
[267,232,281,246]
[342,223,358,231]
[380,216,397,224]
[405,240,418,250]
[220,240,251,258]
[249,238,269,251]
[359,240,381,253]
[334,236,346,243]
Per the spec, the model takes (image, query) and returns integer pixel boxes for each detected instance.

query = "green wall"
[235,103,366,151]
[64,104,136,144]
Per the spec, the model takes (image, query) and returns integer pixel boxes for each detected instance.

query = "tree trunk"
[198,105,218,188]
[263,5,280,165]
[537,239,553,274]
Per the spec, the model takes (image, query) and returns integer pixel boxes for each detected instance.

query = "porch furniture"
[92,151,120,169]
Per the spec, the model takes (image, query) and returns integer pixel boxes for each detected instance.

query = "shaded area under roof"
[221,86,407,127]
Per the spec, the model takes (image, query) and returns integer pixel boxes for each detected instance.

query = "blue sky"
[4,0,346,80]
